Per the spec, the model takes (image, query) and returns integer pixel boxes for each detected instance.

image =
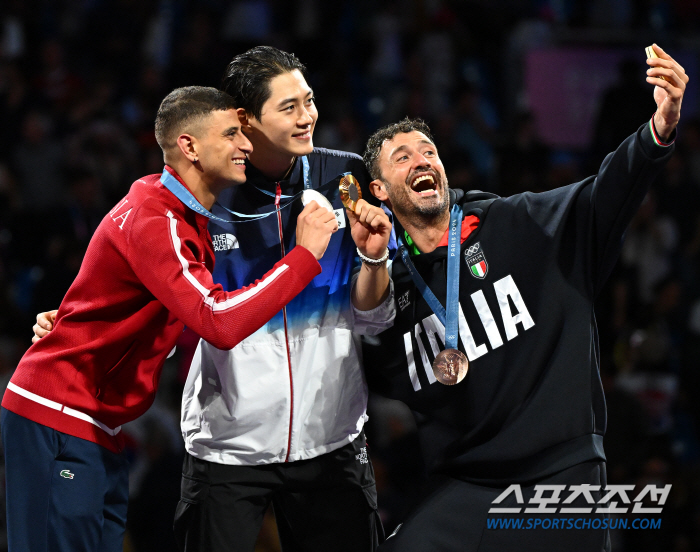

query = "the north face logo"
[356,447,368,464]
[212,233,239,252]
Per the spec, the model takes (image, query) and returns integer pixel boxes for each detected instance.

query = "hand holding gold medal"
[301,173,362,214]
[339,174,362,212]
[341,173,392,267]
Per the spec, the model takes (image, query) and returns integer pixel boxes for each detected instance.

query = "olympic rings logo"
[465,243,481,256]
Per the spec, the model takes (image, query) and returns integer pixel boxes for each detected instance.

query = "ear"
[369,178,389,204]
[176,133,198,163]
[237,108,253,129]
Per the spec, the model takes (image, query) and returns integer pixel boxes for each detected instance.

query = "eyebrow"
[277,89,314,108]
[389,139,435,157]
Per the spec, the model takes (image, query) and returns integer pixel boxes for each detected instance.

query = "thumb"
[345,207,359,226]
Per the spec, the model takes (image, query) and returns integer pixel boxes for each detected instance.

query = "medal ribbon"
[245,156,313,200]
[160,167,246,223]
[397,204,463,350]
[161,157,350,224]
[245,157,349,200]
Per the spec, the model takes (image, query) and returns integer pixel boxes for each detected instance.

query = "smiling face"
[371,130,450,222]
[243,69,317,175]
[195,108,252,187]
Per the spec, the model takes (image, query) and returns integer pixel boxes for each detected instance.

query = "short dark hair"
[154,86,236,151]
[220,46,307,120]
[363,117,435,180]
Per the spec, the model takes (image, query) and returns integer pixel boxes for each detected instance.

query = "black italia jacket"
[363,120,675,484]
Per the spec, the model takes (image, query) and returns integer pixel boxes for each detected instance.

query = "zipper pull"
[275,182,282,208]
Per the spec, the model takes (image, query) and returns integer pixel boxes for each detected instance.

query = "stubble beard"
[386,174,450,230]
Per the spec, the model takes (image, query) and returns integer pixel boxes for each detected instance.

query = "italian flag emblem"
[464,243,488,279]
[471,260,487,278]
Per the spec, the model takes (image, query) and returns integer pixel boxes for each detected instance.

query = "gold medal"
[339,174,362,212]
[432,349,469,385]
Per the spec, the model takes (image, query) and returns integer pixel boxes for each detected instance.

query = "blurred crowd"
[1,0,700,550]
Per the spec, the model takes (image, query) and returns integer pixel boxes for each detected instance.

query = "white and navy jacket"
[181,148,395,465]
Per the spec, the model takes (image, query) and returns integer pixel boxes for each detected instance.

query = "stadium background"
[0,0,700,550]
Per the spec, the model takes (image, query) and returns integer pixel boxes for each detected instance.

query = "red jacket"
[2,168,321,452]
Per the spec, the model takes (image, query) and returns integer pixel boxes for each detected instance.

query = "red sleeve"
[128,199,320,349]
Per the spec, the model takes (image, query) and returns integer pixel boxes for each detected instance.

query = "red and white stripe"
[7,382,121,436]
[649,114,675,147]
[166,211,289,311]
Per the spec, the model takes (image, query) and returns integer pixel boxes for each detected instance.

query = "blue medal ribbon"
[159,167,233,223]
[397,204,463,350]
[244,156,314,200]
[160,157,350,224]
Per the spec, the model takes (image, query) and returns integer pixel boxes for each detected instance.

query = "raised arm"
[590,45,687,291]
[348,199,393,311]
[130,200,337,350]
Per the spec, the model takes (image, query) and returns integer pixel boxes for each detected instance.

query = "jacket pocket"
[178,474,210,505]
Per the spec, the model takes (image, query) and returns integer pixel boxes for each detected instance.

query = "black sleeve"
[500,120,674,299]
[588,120,674,294]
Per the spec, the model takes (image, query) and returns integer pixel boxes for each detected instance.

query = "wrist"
[652,112,676,144]
[357,247,389,266]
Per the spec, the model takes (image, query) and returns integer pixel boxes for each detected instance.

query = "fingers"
[36,310,56,330]
[650,44,686,75]
[345,206,359,226]
[320,210,339,233]
[33,310,52,342]
[299,200,322,217]
[646,67,686,95]
[299,201,338,232]
[646,44,689,95]
[647,76,683,103]
[645,44,686,81]
[296,201,338,260]
[32,322,50,340]
[647,45,688,138]
[351,200,391,232]
[313,206,338,232]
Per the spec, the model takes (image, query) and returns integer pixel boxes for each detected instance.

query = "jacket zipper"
[276,183,295,462]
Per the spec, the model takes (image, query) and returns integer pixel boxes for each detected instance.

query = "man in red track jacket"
[1,86,338,552]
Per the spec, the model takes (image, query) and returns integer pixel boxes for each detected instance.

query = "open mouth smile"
[410,173,438,197]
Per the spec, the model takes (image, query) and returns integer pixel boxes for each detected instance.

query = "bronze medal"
[432,349,469,385]
[339,174,362,212]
